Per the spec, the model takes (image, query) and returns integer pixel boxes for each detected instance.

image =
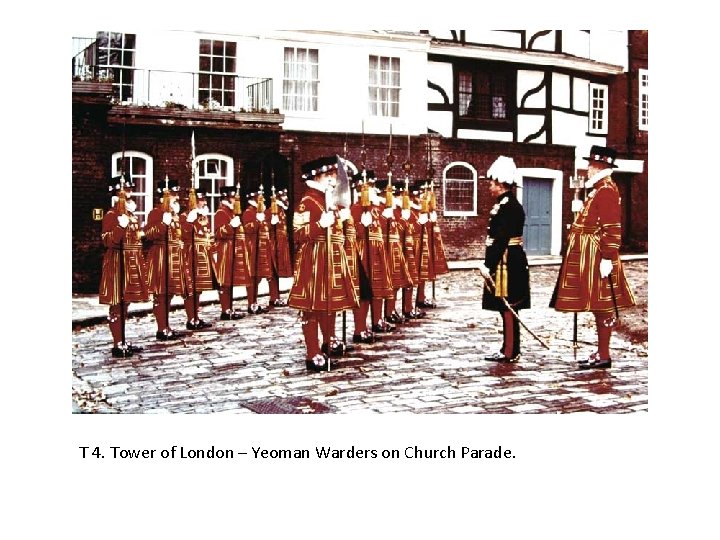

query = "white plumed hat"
[487,155,519,185]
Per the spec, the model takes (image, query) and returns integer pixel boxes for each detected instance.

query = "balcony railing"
[72,45,274,112]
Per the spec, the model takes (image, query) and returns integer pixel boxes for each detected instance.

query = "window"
[369,55,400,117]
[589,83,608,134]
[639,69,648,131]
[283,47,319,112]
[195,155,234,231]
[198,39,237,108]
[96,31,136,102]
[112,151,153,225]
[443,162,477,216]
[458,69,508,121]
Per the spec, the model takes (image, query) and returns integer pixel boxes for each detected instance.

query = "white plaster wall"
[563,31,591,59]
[526,31,555,52]
[457,129,513,142]
[517,70,545,108]
[552,72,571,109]
[573,77,590,112]
[428,111,453,138]
[517,115,546,144]
[427,61,453,104]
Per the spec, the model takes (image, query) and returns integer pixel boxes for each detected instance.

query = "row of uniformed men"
[98,160,449,364]
[285,155,449,372]
[99,177,294,358]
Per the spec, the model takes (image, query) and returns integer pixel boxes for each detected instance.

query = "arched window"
[193,153,234,230]
[442,162,477,216]
[112,151,153,225]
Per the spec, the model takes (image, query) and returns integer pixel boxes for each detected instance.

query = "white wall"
[517,70,545,108]
[427,61,453,104]
[517,115,546,144]
[552,72,571,109]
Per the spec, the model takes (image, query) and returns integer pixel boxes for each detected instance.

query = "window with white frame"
[443,162,477,216]
[195,155,234,230]
[639,69,648,131]
[96,31,136,102]
[589,83,608,134]
[112,151,152,225]
[198,39,237,108]
[283,47,319,112]
[369,55,400,117]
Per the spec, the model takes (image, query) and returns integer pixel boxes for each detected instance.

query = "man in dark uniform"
[99,176,149,357]
[479,156,531,362]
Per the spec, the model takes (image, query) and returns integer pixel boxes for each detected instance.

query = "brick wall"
[285,132,575,260]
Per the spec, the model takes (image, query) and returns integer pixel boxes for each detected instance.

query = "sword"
[482,274,549,350]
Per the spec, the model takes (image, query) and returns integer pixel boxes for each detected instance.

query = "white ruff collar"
[221,200,233,209]
[585,168,613,189]
[306,180,327,193]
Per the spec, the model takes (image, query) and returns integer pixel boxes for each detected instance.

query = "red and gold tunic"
[99,208,149,305]
[383,207,413,288]
[288,187,358,312]
[144,206,190,296]
[242,204,273,279]
[411,207,434,282]
[342,212,359,290]
[180,211,215,292]
[427,218,449,277]
[397,207,418,285]
[350,202,394,299]
[271,204,293,278]
[213,204,252,287]
[551,176,636,313]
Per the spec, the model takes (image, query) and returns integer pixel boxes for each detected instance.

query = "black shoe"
[352,331,375,344]
[186,319,213,330]
[247,304,268,315]
[321,340,346,357]
[156,329,181,341]
[126,343,144,353]
[111,346,133,358]
[220,310,245,321]
[372,320,395,333]
[270,298,287,307]
[386,311,405,324]
[578,352,599,365]
[578,358,612,370]
[404,308,426,319]
[416,299,436,309]
[484,351,520,363]
[306,353,336,372]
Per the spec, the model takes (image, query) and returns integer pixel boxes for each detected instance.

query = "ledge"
[106,105,285,130]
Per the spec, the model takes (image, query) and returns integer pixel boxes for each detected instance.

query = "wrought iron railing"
[72,40,274,112]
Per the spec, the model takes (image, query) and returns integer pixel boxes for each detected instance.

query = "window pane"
[199,39,211,55]
[225,41,236,57]
[124,34,136,49]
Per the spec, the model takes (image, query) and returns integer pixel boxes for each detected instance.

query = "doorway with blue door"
[521,177,553,256]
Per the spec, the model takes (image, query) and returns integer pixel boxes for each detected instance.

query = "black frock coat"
[481,190,531,312]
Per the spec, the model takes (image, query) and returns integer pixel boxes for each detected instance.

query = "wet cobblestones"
[72,260,648,414]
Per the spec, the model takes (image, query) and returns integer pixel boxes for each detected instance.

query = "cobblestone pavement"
[71,260,648,414]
